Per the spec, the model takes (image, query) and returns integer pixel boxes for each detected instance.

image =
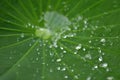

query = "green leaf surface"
[0,0,120,80]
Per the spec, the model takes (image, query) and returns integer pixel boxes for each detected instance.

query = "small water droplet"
[83,48,86,51]
[107,76,114,80]
[20,33,24,38]
[71,69,74,72]
[17,64,21,67]
[74,75,79,79]
[75,44,82,50]
[85,54,92,60]
[100,63,108,68]
[61,67,66,71]
[86,76,91,80]
[29,43,32,46]
[88,40,92,43]
[36,57,39,61]
[63,50,67,53]
[9,56,12,60]
[41,76,45,79]
[37,52,40,55]
[64,75,68,79]
[92,65,98,70]
[98,49,102,53]
[100,38,106,43]
[74,51,78,54]
[60,47,64,50]
[56,58,61,62]
[98,56,103,62]
[50,68,53,72]
[57,67,61,70]
[36,48,39,51]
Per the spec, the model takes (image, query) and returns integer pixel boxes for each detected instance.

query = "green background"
[0,0,120,80]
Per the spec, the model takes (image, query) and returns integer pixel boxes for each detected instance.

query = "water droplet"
[37,52,40,55]
[36,48,39,51]
[74,75,79,79]
[86,76,91,80]
[57,67,61,70]
[33,74,36,77]
[9,56,12,60]
[63,50,67,53]
[98,56,103,62]
[75,44,82,50]
[92,65,98,70]
[83,48,86,51]
[60,47,64,50]
[94,65,98,69]
[100,63,108,68]
[64,75,68,79]
[36,57,39,61]
[77,16,82,21]
[85,54,92,60]
[88,40,92,43]
[98,49,102,53]
[50,68,53,72]
[20,33,24,38]
[74,51,78,54]
[17,64,21,67]
[41,76,45,79]
[71,69,74,72]
[100,38,106,43]
[56,58,61,62]
[107,76,114,80]
[63,35,67,38]
[29,43,32,46]
[61,67,66,71]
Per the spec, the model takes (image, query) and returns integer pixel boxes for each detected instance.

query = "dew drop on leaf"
[98,56,103,62]
[84,54,92,60]
[61,67,66,71]
[100,38,106,43]
[20,33,24,38]
[64,75,68,79]
[100,63,108,68]
[107,76,114,80]
[75,44,82,50]
[57,67,61,70]
[86,76,91,80]
[74,75,79,79]
[56,58,61,62]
